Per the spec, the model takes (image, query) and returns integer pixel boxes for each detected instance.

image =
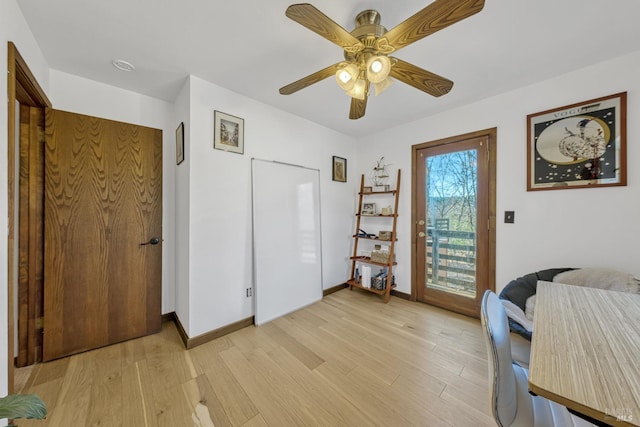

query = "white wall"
[355,50,640,295]
[0,0,51,397]
[174,79,191,334]
[185,76,356,337]
[47,70,178,315]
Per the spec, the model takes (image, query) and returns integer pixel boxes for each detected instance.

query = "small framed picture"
[214,110,244,154]
[332,156,347,182]
[362,202,376,216]
[362,186,372,194]
[176,122,184,165]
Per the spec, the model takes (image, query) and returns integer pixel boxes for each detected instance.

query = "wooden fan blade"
[382,0,485,51]
[279,62,342,95]
[286,4,364,53]
[349,96,367,120]
[389,58,453,97]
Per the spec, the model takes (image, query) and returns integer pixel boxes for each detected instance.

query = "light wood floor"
[15,289,494,426]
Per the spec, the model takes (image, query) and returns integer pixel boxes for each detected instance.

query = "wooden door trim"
[410,128,496,317]
[7,41,51,392]
[17,105,46,367]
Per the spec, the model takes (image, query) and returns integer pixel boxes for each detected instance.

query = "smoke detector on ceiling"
[112,59,135,72]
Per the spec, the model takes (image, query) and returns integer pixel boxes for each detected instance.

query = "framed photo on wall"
[527,92,627,191]
[214,110,244,154]
[176,122,184,165]
[332,156,347,182]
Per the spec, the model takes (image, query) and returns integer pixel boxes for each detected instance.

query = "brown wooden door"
[413,129,496,318]
[43,109,162,361]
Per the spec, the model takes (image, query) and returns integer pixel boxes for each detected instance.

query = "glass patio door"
[414,131,494,318]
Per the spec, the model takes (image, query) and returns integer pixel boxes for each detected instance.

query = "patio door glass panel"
[425,149,478,299]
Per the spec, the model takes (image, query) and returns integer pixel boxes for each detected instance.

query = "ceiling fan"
[279,0,485,119]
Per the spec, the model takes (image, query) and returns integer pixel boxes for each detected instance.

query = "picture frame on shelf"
[332,156,347,182]
[175,122,185,165]
[362,202,376,216]
[527,92,626,191]
[362,186,372,194]
[214,110,244,154]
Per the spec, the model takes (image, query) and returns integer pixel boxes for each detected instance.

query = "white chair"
[480,290,594,427]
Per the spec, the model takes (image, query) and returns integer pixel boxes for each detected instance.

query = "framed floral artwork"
[332,156,347,182]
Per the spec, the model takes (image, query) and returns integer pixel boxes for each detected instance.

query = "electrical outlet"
[246,287,252,298]
[504,211,515,224]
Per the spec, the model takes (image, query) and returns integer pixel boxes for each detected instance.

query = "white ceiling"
[16,0,640,137]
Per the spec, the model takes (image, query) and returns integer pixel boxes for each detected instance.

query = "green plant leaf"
[0,394,47,420]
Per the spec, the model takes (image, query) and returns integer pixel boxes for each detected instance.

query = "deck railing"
[426,228,476,296]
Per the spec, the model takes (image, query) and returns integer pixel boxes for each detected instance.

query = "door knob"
[140,237,160,246]
[418,232,426,238]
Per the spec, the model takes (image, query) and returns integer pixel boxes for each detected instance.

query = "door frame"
[7,41,51,391]
[410,128,496,318]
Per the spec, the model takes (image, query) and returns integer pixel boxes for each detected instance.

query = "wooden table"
[529,281,640,426]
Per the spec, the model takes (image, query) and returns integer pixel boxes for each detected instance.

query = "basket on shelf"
[370,250,389,264]
[371,273,395,290]
[378,231,392,241]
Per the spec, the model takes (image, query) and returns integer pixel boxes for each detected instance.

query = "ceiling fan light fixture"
[373,77,394,96]
[346,78,367,100]
[366,55,391,83]
[335,63,359,91]
[280,1,485,119]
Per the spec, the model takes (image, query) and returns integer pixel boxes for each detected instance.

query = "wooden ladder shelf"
[347,169,401,303]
